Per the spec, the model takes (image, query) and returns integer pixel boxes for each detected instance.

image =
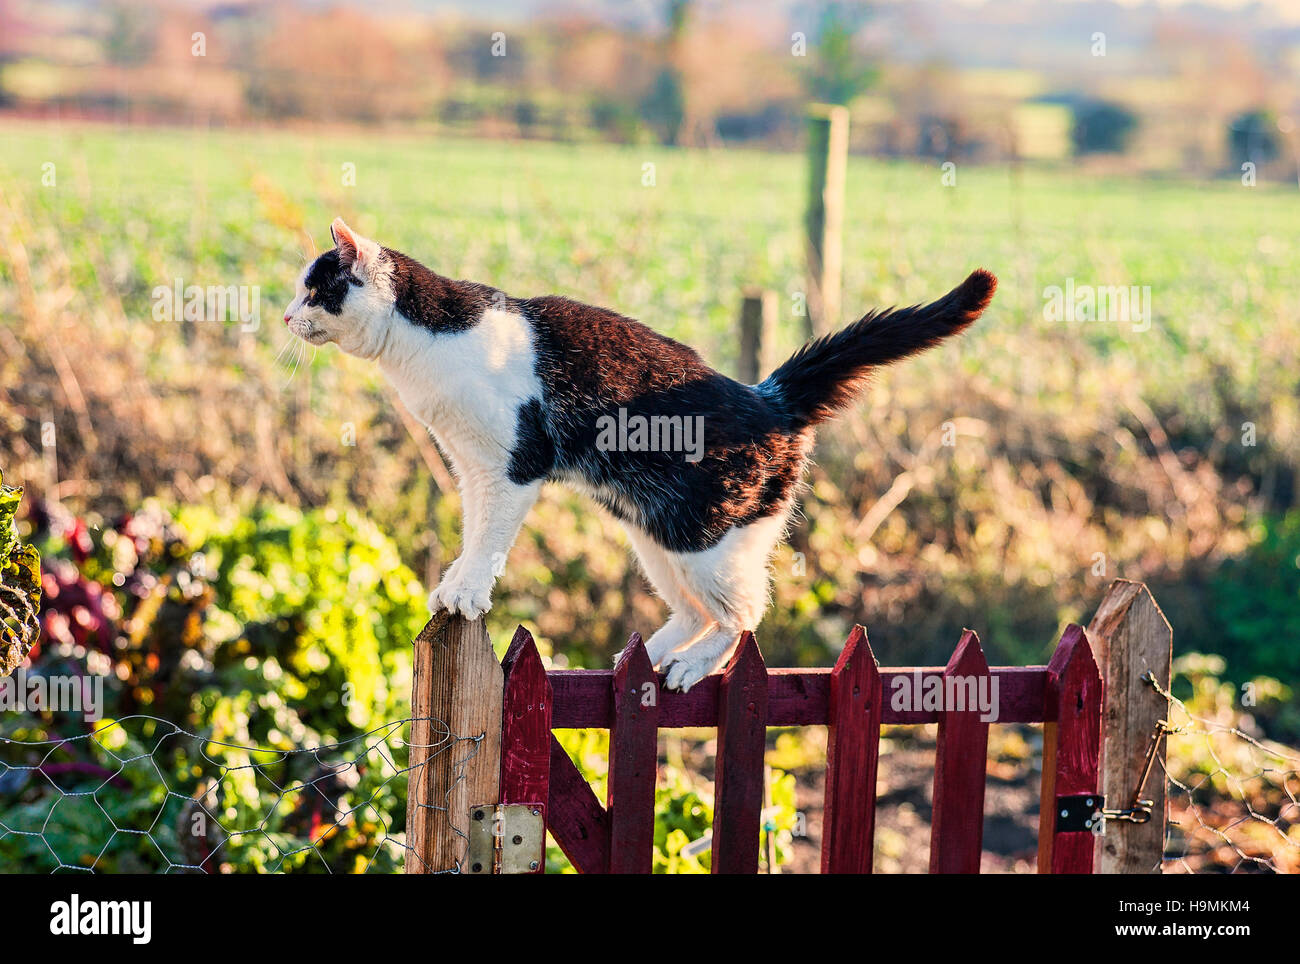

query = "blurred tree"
[590,94,645,143]
[245,7,414,122]
[642,0,692,145]
[103,1,157,67]
[0,0,16,107]
[643,68,686,145]
[804,2,878,106]
[1071,100,1138,155]
[1229,109,1282,165]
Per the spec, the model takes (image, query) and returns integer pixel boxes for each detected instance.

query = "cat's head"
[283,218,394,358]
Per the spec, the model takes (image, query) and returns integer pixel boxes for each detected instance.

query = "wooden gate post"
[406,612,503,873]
[1087,580,1172,873]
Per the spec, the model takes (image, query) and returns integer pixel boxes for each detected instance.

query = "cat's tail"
[756,269,996,428]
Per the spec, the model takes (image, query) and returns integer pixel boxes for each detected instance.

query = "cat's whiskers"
[282,338,305,388]
[275,336,298,374]
[272,336,297,367]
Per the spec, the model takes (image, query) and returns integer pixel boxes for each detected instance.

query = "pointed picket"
[500,626,553,811]
[821,625,882,873]
[607,633,659,873]
[1037,624,1103,874]
[929,629,991,873]
[711,632,768,874]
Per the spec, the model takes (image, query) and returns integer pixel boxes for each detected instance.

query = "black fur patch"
[516,295,811,553]
[506,398,556,484]
[383,248,496,335]
[303,250,355,314]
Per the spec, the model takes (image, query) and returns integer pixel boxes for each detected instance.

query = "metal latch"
[466,803,545,874]
[1094,706,1169,828]
[1055,793,1105,833]
[1056,675,1173,836]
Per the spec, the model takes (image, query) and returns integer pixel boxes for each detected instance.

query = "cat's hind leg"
[634,610,714,669]
[659,513,786,692]
[622,527,716,667]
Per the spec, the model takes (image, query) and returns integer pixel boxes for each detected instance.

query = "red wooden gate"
[495,622,1102,874]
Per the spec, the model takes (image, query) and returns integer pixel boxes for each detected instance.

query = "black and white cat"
[284,218,996,691]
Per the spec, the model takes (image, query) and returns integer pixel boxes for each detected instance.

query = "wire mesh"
[1,694,1294,873]
[0,714,474,873]
[1157,681,1300,874]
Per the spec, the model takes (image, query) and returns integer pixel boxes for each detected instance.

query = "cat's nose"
[283,313,292,324]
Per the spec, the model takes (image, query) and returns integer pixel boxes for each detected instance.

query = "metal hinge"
[466,803,545,874]
[1055,793,1106,833]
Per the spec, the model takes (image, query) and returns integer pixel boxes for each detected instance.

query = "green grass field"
[7,122,1298,366]
[2,121,1298,668]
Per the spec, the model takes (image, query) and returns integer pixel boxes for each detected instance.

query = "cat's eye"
[306,287,317,303]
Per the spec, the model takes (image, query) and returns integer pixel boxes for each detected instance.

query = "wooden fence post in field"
[737,288,778,385]
[805,103,849,339]
[1087,580,1172,874]
[406,612,503,873]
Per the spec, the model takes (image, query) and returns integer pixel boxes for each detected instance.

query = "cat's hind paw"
[427,578,493,621]
[662,652,712,693]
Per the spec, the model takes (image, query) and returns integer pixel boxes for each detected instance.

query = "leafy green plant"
[174,502,425,734]
[0,500,424,873]
[0,468,41,677]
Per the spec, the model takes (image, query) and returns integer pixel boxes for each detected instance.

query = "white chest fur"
[378,307,542,459]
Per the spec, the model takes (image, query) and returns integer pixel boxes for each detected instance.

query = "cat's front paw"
[427,575,494,621]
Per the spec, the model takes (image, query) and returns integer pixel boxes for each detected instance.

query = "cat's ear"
[330,217,381,277]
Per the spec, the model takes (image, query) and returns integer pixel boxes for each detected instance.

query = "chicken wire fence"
[1158,681,1300,874]
[0,701,1296,874]
[0,714,484,873]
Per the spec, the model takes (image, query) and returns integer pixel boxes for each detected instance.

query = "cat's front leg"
[427,431,483,608]
[431,469,485,603]
[428,475,541,620]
